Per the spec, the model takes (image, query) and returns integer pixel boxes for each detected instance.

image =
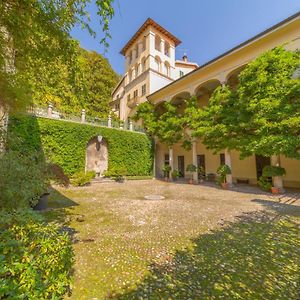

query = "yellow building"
[111,13,300,188]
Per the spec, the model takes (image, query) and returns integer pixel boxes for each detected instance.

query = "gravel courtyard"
[46,180,300,299]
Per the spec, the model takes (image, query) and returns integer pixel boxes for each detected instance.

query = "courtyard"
[45,180,300,299]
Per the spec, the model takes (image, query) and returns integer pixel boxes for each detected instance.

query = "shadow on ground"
[113,211,300,300]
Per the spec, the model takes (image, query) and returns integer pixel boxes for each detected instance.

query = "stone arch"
[225,64,247,89]
[194,79,221,108]
[170,91,191,115]
[86,136,108,177]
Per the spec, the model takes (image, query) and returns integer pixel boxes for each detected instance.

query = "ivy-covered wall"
[8,116,153,176]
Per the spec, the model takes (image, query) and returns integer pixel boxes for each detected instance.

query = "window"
[179,70,184,77]
[154,56,161,72]
[142,36,146,51]
[135,44,139,59]
[220,153,225,165]
[155,35,161,51]
[142,84,146,96]
[164,154,169,165]
[164,41,170,56]
[134,90,138,98]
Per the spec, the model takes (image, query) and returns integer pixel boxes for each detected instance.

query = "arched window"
[155,35,161,51]
[141,57,146,72]
[164,61,170,77]
[154,56,161,72]
[164,42,170,56]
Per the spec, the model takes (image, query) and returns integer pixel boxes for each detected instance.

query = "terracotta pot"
[221,182,229,189]
[271,187,280,194]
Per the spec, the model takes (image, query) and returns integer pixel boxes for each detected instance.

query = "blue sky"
[71,0,300,75]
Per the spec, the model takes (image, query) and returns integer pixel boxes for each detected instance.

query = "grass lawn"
[44,180,300,299]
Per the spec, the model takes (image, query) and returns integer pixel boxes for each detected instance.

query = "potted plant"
[186,164,197,184]
[198,166,206,183]
[162,164,171,181]
[262,165,286,194]
[171,169,180,181]
[216,164,231,189]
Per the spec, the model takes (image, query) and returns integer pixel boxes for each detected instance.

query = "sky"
[71,0,300,75]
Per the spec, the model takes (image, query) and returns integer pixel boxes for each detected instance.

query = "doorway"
[255,155,270,180]
[178,156,185,177]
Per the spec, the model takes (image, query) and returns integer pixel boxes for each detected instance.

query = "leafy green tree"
[191,47,300,159]
[0,0,114,111]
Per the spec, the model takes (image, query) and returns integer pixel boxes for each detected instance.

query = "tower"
[110,18,197,122]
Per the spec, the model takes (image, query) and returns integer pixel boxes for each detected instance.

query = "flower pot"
[33,192,50,211]
[271,187,280,194]
[221,182,229,189]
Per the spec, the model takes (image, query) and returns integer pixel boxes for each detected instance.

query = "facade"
[110,18,198,122]
[111,13,300,188]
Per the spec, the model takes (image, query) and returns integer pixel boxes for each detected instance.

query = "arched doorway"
[86,136,108,177]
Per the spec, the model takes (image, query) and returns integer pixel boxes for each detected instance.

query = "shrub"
[262,165,286,177]
[0,209,74,299]
[162,164,171,177]
[0,151,48,209]
[216,164,231,184]
[71,171,95,186]
[171,169,180,180]
[8,116,153,176]
[104,166,127,182]
[258,176,272,192]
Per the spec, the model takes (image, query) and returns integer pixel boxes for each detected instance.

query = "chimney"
[182,53,188,62]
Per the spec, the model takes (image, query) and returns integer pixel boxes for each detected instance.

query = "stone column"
[271,155,284,191]
[129,120,133,131]
[225,149,233,185]
[81,109,86,123]
[169,146,174,179]
[108,114,112,128]
[192,141,198,182]
[47,103,53,118]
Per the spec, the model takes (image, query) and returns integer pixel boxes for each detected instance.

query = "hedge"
[8,115,153,176]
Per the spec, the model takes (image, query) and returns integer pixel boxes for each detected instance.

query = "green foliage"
[27,47,120,118]
[262,165,286,177]
[162,164,171,177]
[0,151,48,210]
[171,169,180,180]
[71,171,96,186]
[8,115,153,177]
[258,176,272,192]
[186,164,197,173]
[217,164,231,184]
[0,209,74,299]
[105,165,127,181]
[190,47,300,159]
[0,0,115,111]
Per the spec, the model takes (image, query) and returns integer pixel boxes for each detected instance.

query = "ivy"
[8,116,153,176]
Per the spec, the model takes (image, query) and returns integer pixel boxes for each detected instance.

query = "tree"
[191,47,300,160]
[0,0,115,112]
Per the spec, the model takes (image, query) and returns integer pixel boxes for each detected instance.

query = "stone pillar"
[225,149,233,185]
[129,120,133,131]
[169,146,174,179]
[81,109,86,123]
[271,155,284,191]
[108,114,112,128]
[192,141,198,182]
[47,103,53,118]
